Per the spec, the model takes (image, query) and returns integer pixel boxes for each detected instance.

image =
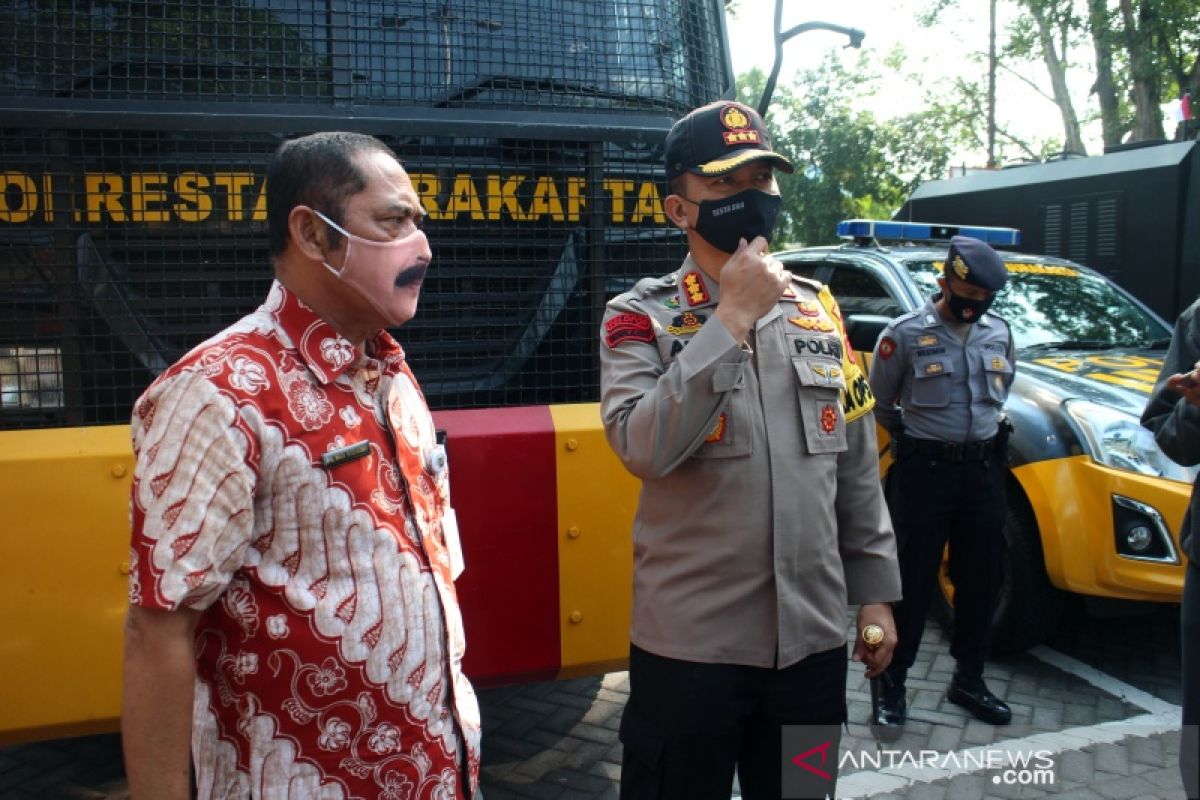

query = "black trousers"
[1182,559,1199,800]
[887,452,1006,678]
[619,644,846,800]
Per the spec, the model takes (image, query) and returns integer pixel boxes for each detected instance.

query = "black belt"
[898,435,999,463]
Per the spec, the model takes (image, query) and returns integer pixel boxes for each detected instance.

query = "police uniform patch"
[811,363,843,384]
[604,312,654,348]
[664,295,681,309]
[820,403,838,433]
[792,336,844,361]
[682,271,709,306]
[878,337,896,360]
[925,362,945,375]
[705,412,727,443]
[782,285,797,299]
[917,334,939,347]
[794,301,821,317]
[990,356,1005,370]
[667,311,706,336]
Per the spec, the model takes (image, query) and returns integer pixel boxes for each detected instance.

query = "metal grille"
[0,0,730,428]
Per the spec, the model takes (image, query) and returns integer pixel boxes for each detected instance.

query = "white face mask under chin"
[313,209,432,327]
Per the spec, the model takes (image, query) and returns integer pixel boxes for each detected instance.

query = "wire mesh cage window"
[0,0,731,429]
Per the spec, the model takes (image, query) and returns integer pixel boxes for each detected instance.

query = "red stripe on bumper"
[434,406,560,685]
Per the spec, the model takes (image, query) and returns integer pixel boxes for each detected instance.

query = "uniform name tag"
[321,440,371,469]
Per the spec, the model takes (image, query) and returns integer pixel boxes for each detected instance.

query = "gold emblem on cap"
[861,624,885,648]
[953,255,970,280]
[721,104,750,130]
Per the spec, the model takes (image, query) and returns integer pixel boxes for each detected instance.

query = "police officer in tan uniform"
[867,237,1015,737]
[600,100,902,800]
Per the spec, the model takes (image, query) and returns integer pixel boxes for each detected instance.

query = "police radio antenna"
[756,0,865,118]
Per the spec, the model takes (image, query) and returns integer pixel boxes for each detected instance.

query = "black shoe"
[947,673,1012,725]
[870,676,906,741]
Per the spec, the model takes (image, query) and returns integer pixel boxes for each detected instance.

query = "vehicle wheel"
[933,489,1064,654]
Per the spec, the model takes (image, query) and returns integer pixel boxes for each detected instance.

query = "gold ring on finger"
[861,624,884,649]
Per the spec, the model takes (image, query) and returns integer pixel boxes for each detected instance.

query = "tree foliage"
[926,0,1199,149]
[742,53,965,246]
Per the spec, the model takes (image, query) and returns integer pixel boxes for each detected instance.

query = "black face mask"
[946,288,995,323]
[682,188,782,254]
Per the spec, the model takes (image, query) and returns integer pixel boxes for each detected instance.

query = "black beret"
[945,236,1007,291]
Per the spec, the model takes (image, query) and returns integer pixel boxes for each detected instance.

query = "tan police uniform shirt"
[599,256,902,669]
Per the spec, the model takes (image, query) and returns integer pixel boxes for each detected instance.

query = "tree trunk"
[1026,0,1087,155]
[1119,0,1165,141]
[1088,0,1125,147]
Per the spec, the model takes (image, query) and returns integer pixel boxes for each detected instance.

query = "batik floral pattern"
[129,281,480,799]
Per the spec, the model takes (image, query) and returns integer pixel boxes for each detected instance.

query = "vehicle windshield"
[904,258,1171,350]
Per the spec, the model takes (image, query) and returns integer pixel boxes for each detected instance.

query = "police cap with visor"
[665,101,794,182]
[944,235,1007,292]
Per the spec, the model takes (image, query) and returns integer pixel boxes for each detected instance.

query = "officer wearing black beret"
[866,235,1017,738]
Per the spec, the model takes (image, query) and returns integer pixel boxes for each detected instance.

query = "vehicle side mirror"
[845,314,893,353]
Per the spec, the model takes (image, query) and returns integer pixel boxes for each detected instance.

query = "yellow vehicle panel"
[1015,455,1190,601]
[0,426,131,744]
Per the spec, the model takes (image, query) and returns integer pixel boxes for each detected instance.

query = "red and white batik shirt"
[129,281,480,799]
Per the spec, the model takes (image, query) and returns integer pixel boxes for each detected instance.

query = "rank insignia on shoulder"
[924,362,945,375]
[917,334,939,347]
[878,337,896,360]
[605,312,655,348]
[705,412,727,443]
[322,440,371,469]
[682,271,710,306]
[667,311,706,336]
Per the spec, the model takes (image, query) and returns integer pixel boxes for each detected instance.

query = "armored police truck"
[0,0,728,744]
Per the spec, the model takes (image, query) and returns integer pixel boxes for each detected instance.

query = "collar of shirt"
[269,280,406,384]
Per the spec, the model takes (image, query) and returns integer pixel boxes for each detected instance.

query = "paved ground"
[0,601,1190,799]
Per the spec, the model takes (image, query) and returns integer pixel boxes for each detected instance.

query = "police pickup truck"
[779,219,1192,652]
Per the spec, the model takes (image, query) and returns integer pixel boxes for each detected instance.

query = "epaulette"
[888,309,923,328]
[607,273,674,308]
[790,273,824,293]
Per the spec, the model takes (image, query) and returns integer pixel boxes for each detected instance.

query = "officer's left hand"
[852,603,897,678]
[1166,360,1200,407]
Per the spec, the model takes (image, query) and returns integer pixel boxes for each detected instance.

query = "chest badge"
[705,413,727,443]
[794,300,821,317]
[917,334,939,347]
[667,311,706,336]
[820,403,839,433]
[990,356,1006,370]
[924,362,945,375]
[788,303,834,332]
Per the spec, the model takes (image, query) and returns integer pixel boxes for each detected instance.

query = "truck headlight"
[1065,399,1198,483]
[0,346,64,410]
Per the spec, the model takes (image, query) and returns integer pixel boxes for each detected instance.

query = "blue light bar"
[836,219,1021,247]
